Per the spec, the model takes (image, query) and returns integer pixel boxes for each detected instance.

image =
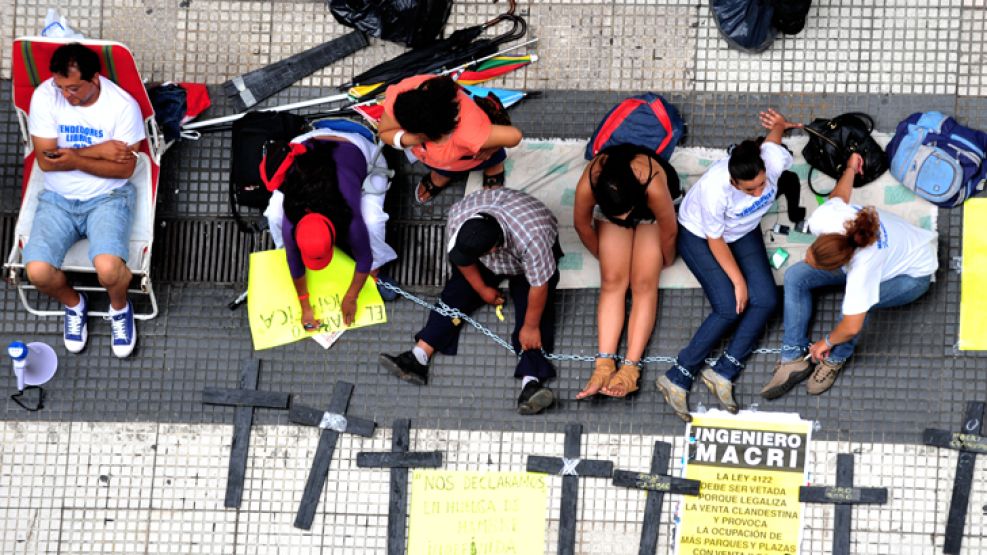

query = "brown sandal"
[482,171,505,189]
[602,363,640,398]
[415,173,448,205]
[576,358,617,400]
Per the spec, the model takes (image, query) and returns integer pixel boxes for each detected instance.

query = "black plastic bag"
[770,0,812,35]
[329,0,452,48]
[710,0,777,53]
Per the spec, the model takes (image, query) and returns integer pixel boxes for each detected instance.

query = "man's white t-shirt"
[28,76,145,200]
[807,198,938,315]
[678,142,793,243]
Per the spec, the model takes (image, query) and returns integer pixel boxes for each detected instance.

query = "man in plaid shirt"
[380,188,562,415]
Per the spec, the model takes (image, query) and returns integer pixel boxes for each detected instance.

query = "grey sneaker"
[806,359,845,395]
[700,368,738,413]
[656,375,692,423]
[760,358,812,400]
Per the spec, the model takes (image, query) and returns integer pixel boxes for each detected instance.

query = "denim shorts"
[23,183,135,267]
[428,148,508,178]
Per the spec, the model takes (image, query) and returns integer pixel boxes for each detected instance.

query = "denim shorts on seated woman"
[23,183,135,268]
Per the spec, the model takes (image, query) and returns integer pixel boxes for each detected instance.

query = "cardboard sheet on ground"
[959,199,987,350]
[246,249,386,350]
[466,136,939,289]
[407,470,548,555]
[674,410,813,555]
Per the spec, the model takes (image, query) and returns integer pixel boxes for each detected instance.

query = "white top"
[807,198,938,315]
[678,142,793,243]
[28,76,145,200]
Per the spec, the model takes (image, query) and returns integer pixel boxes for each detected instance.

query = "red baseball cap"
[295,213,336,270]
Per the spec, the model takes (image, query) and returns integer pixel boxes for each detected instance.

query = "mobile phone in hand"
[43,150,59,159]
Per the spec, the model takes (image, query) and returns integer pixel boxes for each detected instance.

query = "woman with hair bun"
[656,109,799,422]
[377,75,522,204]
[760,153,938,398]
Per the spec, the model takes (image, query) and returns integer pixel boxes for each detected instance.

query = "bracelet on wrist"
[298,293,310,301]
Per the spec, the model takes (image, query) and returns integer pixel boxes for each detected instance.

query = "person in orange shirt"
[378,75,523,204]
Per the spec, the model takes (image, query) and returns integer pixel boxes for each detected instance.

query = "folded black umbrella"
[341,8,526,100]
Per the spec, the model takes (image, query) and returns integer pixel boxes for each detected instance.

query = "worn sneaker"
[379,351,429,385]
[656,375,692,423]
[63,292,88,353]
[700,368,739,413]
[806,359,845,395]
[760,358,812,399]
[107,301,137,358]
[517,381,555,415]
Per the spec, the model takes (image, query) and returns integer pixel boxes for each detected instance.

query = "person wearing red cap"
[268,132,398,330]
[378,75,523,204]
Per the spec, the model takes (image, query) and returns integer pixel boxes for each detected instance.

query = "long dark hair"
[280,141,351,239]
[809,207,881,270]
[392,75,460,141]
[728,137,766,181]
[589,144,651,217]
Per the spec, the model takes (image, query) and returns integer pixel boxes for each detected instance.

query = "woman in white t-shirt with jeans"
[760,153,937,398]
[656,109,799,422]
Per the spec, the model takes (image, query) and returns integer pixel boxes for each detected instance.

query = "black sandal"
[415,173,447,205]
[482,171,505,189]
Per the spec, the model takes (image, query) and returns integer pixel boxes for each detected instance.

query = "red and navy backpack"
[585,93,687,161]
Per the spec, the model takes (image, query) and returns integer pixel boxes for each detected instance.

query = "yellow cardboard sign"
[675,412,813,555]
[246,248,386,350]
[959,199,987,349]
[408,470,549,555]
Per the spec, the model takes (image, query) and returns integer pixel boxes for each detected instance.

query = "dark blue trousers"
[416,263,559,381]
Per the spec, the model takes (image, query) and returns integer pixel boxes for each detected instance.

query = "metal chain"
[376,279,781,365]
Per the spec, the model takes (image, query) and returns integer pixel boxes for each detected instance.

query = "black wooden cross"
[290,381,376,530]
[799,453,889,555]
[356,418,443,555]
[924,401,986,554]
[611,441,701,555]
[202,359,291,509]
[526,423,614,555]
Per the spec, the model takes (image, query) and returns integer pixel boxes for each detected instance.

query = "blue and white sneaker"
[107,301,137,358]
[63,292,88,353]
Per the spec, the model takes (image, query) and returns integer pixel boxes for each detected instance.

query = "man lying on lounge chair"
[23,43,145,358]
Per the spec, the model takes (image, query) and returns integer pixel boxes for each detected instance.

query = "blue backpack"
[585,93,686,161]
[886,112,987,208]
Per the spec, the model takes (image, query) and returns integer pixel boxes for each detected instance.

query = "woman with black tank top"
[573,144,681,399]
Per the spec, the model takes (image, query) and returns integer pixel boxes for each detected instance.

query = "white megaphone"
[7,341,58,411]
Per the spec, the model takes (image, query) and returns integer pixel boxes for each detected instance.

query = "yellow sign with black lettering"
[674,411,813,555]
[247,248,386,350]
[408,470,549,555]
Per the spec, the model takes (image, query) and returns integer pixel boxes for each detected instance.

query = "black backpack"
[802,112,888,195]
[770,0,812,35]
[229,111,309,232]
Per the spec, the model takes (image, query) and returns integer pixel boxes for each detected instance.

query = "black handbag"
[802,112,888,195]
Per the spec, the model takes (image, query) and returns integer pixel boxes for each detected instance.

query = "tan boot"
[576,358,617,400]
[806,359,845,395]
[760,358,812,399]
[701,368,738,413]
[656,375,692,422]
[602,363,640,398]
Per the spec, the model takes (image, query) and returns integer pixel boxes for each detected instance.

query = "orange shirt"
[382,75,493,172]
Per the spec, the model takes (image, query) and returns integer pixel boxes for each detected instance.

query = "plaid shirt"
[447,189,559,286]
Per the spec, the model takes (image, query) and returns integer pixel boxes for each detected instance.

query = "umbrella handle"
[484,0,517,28]
[485,14,527,45]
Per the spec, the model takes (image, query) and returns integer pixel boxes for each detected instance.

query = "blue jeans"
[666,226,778,389]
[780,261,932,362]
[23,184,136,267]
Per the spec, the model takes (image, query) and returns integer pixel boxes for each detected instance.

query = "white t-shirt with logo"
[807,198,938,315]
[28,76,145,200]
[678,142,793,243]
